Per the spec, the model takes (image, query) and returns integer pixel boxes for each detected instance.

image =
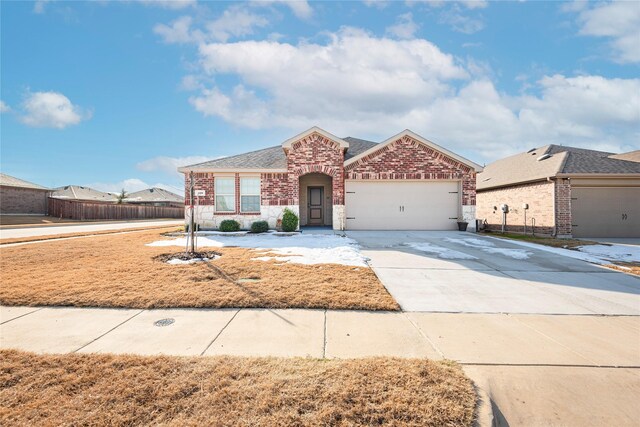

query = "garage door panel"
[572,187,640,238]
[345,181,459,230]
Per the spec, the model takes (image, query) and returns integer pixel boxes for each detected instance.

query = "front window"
[215,177,235,212]
[240,177,260,212]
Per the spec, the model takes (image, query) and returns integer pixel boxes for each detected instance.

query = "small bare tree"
[116,188,128,204]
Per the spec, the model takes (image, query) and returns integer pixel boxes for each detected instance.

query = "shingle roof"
[0,173,49,190]
[127,187,184,203]
[478,145,640,190]
[183,146,287,170]
[181,137,380,171]
[343,137,379,160]
[51,185,117,202]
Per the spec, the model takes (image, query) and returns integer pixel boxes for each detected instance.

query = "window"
[240,177,260,212]
[215,177,235,212]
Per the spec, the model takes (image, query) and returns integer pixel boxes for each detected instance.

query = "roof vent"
[150,188,154,193]
[527,148,536,153]
[537,154,552,161]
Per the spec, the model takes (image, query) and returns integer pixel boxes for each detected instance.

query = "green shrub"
[250,220,269,233]
[281,208,299,232]
[219,219,240,232]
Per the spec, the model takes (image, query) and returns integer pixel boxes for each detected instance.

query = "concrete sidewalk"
[2,306,638,363]
[0,219,182,240]
[2,306,639,426]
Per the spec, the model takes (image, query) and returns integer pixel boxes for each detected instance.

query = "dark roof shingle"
[182,137,380,170]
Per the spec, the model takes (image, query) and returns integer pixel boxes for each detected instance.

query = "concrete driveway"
[346,231,640,314]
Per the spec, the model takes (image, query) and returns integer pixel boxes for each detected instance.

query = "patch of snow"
[166,256,217,265]
[577,245,640,263]
[148,233,368,267]
[444,237,532,260]
[481,236,636,265]
[406,242,477,260]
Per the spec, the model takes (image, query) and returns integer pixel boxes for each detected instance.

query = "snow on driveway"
[147,233,368,267]
[483,237,640,265]
[444,237,533,260]
[405,242,478,260]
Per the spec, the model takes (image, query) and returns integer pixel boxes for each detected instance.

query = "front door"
[308,187,324,226]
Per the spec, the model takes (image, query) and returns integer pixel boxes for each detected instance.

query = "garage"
[571,187,640,238]
[345,181,460,230]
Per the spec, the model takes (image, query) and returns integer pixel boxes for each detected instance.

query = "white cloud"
[20,91,90,129]
[0,101,10,113]
[136,155,212,177]
[182,27,639,160]
[458,0,487,10]
[363,0,389,9]
[439,7,485,34]
[206,6,269,42]
[154,16,203,44]
[154,7,268,44]
[252,0,313,19]
[33,0,52,14]
[136,0,196,10]
[572,1,640,63]
[386,13,419,39]
[89,178,182,194]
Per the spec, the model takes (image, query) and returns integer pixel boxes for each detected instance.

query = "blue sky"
[1,0,638,194]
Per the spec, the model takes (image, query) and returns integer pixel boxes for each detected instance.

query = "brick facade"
[184,172,214,206]
[345,135,476,206]
[476,179,575,237]
[261,172,292,206]
[554,179,572,236]
[0,186,49,214]
[182,129,479,230]
[476,181,556,235]
[286,132,345,205]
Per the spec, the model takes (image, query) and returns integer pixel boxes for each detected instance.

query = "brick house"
[0,173,50,215]
[179,127,483,231]
[476,146,640,238]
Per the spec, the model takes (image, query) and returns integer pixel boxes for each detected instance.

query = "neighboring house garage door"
[571,187,640,237]
[345,181,459,230]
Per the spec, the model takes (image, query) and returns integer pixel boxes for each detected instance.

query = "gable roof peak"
[281,126,350,149]
[344,129,483,172]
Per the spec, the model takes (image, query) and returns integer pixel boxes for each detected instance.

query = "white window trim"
[215,176,235,212]
[240,176,261,213]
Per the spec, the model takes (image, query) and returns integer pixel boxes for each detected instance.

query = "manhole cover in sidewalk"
[154,318,175,327]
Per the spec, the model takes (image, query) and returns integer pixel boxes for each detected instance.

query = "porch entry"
[307,187,324,226]
[298,172,333,227]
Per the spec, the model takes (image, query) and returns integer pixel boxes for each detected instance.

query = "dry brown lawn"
[0,229,398,310]
[604,262,640,276]
[0,350,476,427]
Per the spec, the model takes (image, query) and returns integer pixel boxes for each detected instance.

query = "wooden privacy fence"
[48,198,184,220]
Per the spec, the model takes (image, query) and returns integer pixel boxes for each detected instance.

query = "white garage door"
[572,187,640,237]
[345,181,459,230]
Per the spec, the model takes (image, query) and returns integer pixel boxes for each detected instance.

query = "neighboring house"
[0,173,50,214]
[477,146,640,238]
[127,187,184,207]
[179,127,482,231]
[50,185,117,203]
